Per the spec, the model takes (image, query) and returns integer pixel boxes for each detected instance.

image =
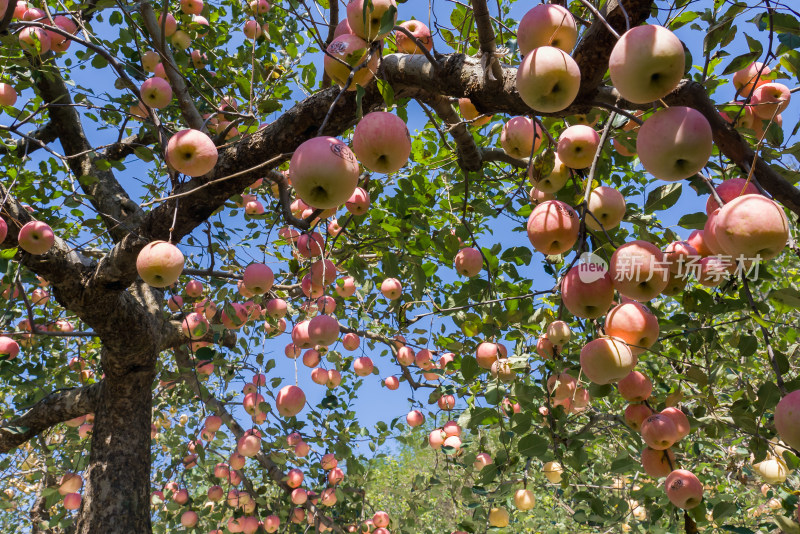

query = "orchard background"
[1,0,800,532]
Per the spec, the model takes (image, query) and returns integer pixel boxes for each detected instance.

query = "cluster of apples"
[6,1,79,55]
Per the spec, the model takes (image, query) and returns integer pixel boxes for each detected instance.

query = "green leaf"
[713,501,737,522]
[678,211,708,230]
[518,434,548,458]
[378,6,398,38]
[770,288,800,309]
[645,183,682,213]
[459,355,479,381]
[375,78,394,107]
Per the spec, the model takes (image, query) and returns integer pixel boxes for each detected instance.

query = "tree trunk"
[76,365,155,534]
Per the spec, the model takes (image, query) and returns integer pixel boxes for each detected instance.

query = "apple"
[458,98,491,127]
[526,200,580,255]
[557,125,599,169]
[546,320,571,347]
[734,62,771,95]
[476,342,507,369]
[514,489,535,511]
[501,116,542,158]
[341,332,360,351]
[586,186,626,231]
[714,194,789,261]
[335,276,357,297]
[617,371,653,402]
[529,187,555,204]
[429,428,445,449]
[0,83,17,106]
[406,410,424,427]
[547,372,576,400]
[488,507,509,528]
[580,337,636,385]
[395,20,433,53]
[243,19,262,39]
[604,301,659,356]
[775,390,800,450]
[624,403,653,431]
[333,18,354,38]
[454,247,482,277]
[289,136,360,209]
[167,294,183,311]
[517,4,577,56]
[345,187,370,215]
[637,106,713,181]
[751,82,791,119]
[18,221,55,255]
[706,178,760,214]
[311,367,328,384]
[140,77,172,109]
[63,492,81,510]
[641,447,676,478]
[136,241,184,287]
[264,515,280,533]
[610,240,670,301]
[663,240,698,274]
[561,265,614,319]
[697,255,730,287]
[157,12,177,36]
[347,0,396,41]
[516,46,580,113]
[58,473,82,496]
[416,349,434,370]
[0,337,20,360]
[640,414,678,450]
[180,511,199,528]
[308,314,339,346]
[661,406,691,440]
[182,312,210,340]
[353,356,374,376]
[324,34,379,90]
[180,0,203,14]
[352,111,411,173]
[18,27,51,54]
[380,277,402,300]
[165,128,217,177]
[171,29,191,49]
[687,229,713,257]
[529,153,570,193]
[665,469,703,509]
[543,461,563,483]
[536,336,554,359]
[0,218,7,243]
[372,511,390,528]
[474,452,492,470]
[276,385,306,417]
[396,346,415,366]
[249,0,270,14]
[384,376,399,390]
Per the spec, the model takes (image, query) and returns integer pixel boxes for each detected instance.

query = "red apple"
[380,278,402,300]
[500,116,542,159]
[617,370,653,402]
[609,240,669,302]
[395,19,432,53]
[557,125,599,169]
[346,0,397,40]
[637,106,712,182]
[751,82,791,119]
[640,414,678,450]
[714,194,789,261]
[579,337,636,385]
[276,385,306,417]
[18,221,55,255]
[586,186,626,232]
[561,265,614,319]
[345,187,371,215]
[526,200,580,255]
[624,403,653,431]
[352,111,411,173]
[665,469,703,509]
[641,447,676,478]
[289,136,360,209]
[454,247,482,277]
[136,241,184,287]
[324,34,379,90]
[604,301,659,356]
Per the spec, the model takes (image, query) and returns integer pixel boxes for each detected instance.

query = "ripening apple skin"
[604,301,659,356]
[182,312,210,340]
[166,129,218,177]
[561,265,614,319]
[526,200,580,255]
[536,336,554,359]
[136,241,184,287]
[406,410,424,427]
[19,27,51,54]
[346,0,397,41]
[543,461,563,483]
[290,136,360,209]
[333,18,354,37]
[0,337,20,360]
[610,240,670,302]
[714,194,789,261]
[751,82,791,119]
[640,414,678,450]
[243,19,262,39]
[276,385,306,417]
[500,116,542,159]
[380,278,402,300]
[0,83,17,106]
[181,511,199,528]
[687,229,713,257]
[157,12,177,36]
[516,46,581,113]
[774,390,800,451]
[529,153,570,193]
[454,247,482,277]
[661,407,691,440]
[514,489,536,511]
[608,25,685,104]
[754,458,787,484]
[586,186,626,232]
[476,342,507,370]
[663,240,698,273]
[63,492,81,510]
[580,337,636,385]
[352,111,411,173]
[517,4,577,56]
[637,106,713,182]
[58,473,83,496]
[353,356,374,376]
[395,20,433,53]
[733,62,771,95]
[529,187,555,204]
[488,507,509,528]
[547,372,576,400]
[308,314,339,346]
[706,178,760,214]
[18,221,55,255]
[617,371,653,402]
[546,320,571,347]
[140,77,172,109]
[624,403,653,431]
[665,469,703,509]
[702,208,725,256]
[557,125,600,169]
[641,447,676,478]
[324,34,379,90]
[457,98,491,127]
[345,187,370,215]
[243,263,274,294]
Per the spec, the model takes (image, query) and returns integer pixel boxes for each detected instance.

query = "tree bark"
[75,364,155,534]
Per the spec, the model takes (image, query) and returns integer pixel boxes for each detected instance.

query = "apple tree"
[0,0,799,532]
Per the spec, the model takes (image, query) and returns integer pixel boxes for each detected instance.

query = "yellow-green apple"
[604,301,659,356]
[557,125,599,169]
[526,200,580,255]
[733,62,771,95]
[458,98,491,127]
[18,27,51,54]
[136,241,184,287]
[324,34,379,90]
[661,407,690,440]
[624,403,653,431]
[561,265,614,319]
[714,194,789,261]
[754,457,787,484]
[617,370,653,402]
[586,186,626,231]
[501,116,542,158]
[609,25,685,104]
[290,136,360,209]
[141,50,160,72]
[488,507,509,527]
[516,46,580,113]
[18,221,55,255]
[543,461,563,483]
[751,82,790,119]
[242,263,274,294]
[637,106,712,181]
[352,111,411,173]
[686,229,713,257]
[346,0,397,41]
[517,4,576,56]
[140,76,172,109]
[276,385,306,417]
[641,447,676,478]
[157,12,177,36]
[476,341,507,369]
[0,83,17,106]
[610,240,670,301]
[546,320,571,347]
[529,153,570,193]
[547,371,576,400]
[380,277,402,300]
[454,247,482,277]
[706,177,760,214]
[640,414,678,450]
[345,187,370,215]
[171,29,191,49]
[166,128,218,177]
[774,390,800,450]
[514,489,535,510]
[580,337,636,384]
[0,337,20,360]
[665,469,703,509]
[406,410,424,427]
[395,20,432,53]
[664,240,698,273]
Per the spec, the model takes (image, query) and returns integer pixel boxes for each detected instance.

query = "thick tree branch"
[0,383,102,453]
[470,0,503,81]
[424,94,482,172]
